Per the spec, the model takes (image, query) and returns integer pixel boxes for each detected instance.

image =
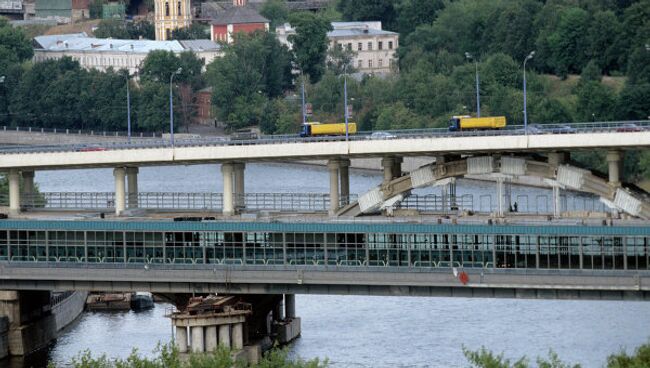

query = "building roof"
[211,6,268,25]
[34,33,222,53]
[277,21,398,38]
[328,28,398,38]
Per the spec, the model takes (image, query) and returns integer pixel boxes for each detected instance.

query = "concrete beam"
[233,162,245,209]
[190,326,204,353]
[218,324,230,348]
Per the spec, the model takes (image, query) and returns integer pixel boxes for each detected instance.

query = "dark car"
[544,124,576,134]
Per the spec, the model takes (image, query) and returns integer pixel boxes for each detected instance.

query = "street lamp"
[465,52,480,117]
[169,67,182,146]
[125,72,132,143]
[344,63,349,141]
[301,75,306,125]
[523,51,535,133]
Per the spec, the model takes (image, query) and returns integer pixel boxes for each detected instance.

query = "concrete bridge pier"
[339,159,350,206]
[175,326,188,353]
[548,151,570,167]
[113,167,126,216]
[284,294,295,319]
[234,162,246,210]
[0,291,57,357]
[126,167,138,208]
[21,171,34,199]
[328,160,340,216]
[7,169,20,216]
[381,157,395,185]
[607,151,623,187]
[221,163,235,216]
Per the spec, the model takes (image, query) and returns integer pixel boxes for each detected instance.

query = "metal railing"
[1,125,159,138]
[15,191,612,216]
[0,120,648,155]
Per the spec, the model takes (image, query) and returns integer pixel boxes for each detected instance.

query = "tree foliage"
[288,12,332,84]
[170,23,209,40]
[94,19,155,40]
[260,0,289,31]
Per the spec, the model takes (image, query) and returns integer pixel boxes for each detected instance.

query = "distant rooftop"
[277,21,397,37]
[211,6,268,25]
[34,33,221,53]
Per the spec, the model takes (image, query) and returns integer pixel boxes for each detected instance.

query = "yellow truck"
[448,116,506,131]
[300,122,358,137]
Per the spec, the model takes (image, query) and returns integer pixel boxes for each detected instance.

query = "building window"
[358,59,362,68]
[178,1,181,15]
[347,43,352,50]
[357,42,362,51]
[378,59,383,67]
[337,43,343,50]
[367,42,372,50]
[378,41,383,50]
[368,59,373,68]
[166,29,171,40]
[165,2,170,16]
[388,41,393,49]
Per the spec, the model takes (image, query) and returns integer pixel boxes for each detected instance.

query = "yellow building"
[154,0,192,41]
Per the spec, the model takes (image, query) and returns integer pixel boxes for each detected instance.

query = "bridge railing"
[1,125,159,138]
[16,191,611,216]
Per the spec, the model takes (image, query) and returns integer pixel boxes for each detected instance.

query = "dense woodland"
[0,0,649,179]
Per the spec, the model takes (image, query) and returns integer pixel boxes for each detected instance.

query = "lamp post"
[523,51,535,133]
[344,64,349,141]
[465,52,480,117]
[301,75,306,125]
[169,67,182,146]
[125,72,132,142]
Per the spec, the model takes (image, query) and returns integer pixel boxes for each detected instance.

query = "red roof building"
[210,0,269,44]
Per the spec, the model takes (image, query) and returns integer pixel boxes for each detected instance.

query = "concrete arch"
[337,155,650,219]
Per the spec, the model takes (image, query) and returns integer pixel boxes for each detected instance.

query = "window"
[368,59,373,68]
[166,29,171,40]
[378,59,383,67]
[378,41,383,50]
[388,41,393,49]
[347,43,352,50]
[367,42,373,50]
[357,42,362,51]
[337,43,343,50]
[165,2,170,16]
[357,59,362,68]
[178,1,181,15]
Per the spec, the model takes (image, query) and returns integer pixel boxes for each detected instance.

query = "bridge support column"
[381,157,395,185]
[221,163,234,216]
[205,326,218,352]
[232,323,244,350]
[175,326,188,353]
[606,151,623,187]
[285,294,296,319]
[113,167,126,216]
[496,177,511,217]
[328,160,340,215]
[126,167,138,208]
[548,151,570,167]
[218,324,230,348]
[552,184,562,218]
[339,159,350,205]
[392,156,403,179]
[7,169,20,216]
[21,171,34,198]
[234,162,245,210]
[0,291,57,356]
[190,326,204,353]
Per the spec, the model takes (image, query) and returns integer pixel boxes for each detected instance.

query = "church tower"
[154,0,192,41]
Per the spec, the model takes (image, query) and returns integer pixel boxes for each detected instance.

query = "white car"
[367,131,397,140]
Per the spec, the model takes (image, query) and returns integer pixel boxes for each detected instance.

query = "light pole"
[301,75,306,125]
[344,64,349,141]
[169,67,182,146]
[465,52,480,117]
[125,72,132,142]
[523,51,535,133]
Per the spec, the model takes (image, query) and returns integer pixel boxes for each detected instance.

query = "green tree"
[326,46,356,75]
[260,0,288,31]
[586,11,623,73]
[395,0,444,37]
[205,31,292,129]
[0,17,33,62]
[375,102,423,130]
[531,98,575,124]
[579,60,602,84]
[575,81,616,121]
[170,23,208,40]
[94,19,131,39]
[337,0,397,31]
[536,7,590,77]
[134,80,179,132]
[139,50,203,87]
[288,12,333,83]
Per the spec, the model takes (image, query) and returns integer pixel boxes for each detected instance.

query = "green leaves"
[288,12,332,84]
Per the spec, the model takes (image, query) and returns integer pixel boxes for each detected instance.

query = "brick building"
[210,0,269,44]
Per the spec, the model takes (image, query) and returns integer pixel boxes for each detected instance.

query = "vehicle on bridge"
[448,115,506,131]
[299,122,357,137]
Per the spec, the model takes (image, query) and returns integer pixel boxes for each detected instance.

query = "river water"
[12,163,650,367]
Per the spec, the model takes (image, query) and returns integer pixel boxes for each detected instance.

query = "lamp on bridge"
[465,52,480,117]
[169,67,183,147]
[522,50,535,134]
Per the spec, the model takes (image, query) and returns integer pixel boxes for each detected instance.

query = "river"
[10,163,650,367]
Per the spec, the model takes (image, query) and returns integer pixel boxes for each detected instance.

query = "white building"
[276,21,399,75]
[33,33,223,74]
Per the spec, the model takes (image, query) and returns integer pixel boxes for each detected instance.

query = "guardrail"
[1,125,159,138]
[0,120,648,155]
[14,191,611,216]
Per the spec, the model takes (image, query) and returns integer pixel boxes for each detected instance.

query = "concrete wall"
[53,291,88,332]
[0,291,57,356]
